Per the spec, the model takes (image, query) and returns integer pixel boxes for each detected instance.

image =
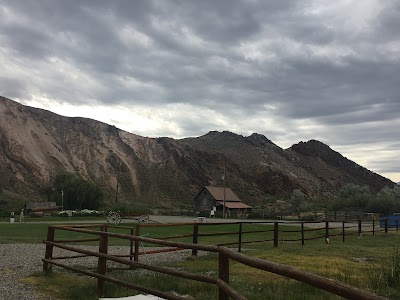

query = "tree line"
[291,184,400,217]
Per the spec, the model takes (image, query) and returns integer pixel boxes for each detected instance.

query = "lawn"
[0,215,105,222]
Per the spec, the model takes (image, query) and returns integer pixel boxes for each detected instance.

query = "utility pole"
[115,172,119,206]
[222,165,226,218]
[115,160,121,206]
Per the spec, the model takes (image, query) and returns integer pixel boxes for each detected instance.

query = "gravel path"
[0,243,198,300]
[0,243,48,300]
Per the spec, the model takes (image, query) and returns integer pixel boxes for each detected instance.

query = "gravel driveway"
[0,243,48,300]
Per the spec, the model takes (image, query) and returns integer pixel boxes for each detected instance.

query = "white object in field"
[138,215,149,224]
[107,211,122,225]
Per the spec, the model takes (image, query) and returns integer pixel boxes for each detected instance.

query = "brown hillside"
[0,96,394,210]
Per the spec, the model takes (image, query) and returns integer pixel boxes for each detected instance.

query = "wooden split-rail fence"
[42,220,393,299]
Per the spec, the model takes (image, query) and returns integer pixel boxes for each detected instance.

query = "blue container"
[380,215,400,228]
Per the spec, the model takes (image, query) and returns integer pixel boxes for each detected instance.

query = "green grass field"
[2,220,400,299]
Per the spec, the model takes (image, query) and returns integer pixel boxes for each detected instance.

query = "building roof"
[204,186,241,202]
[216,201,252,209]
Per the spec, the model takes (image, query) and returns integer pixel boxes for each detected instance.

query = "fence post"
[358,220,362,237]
[238,223,242,253]
[301,222,304,246]
[397,220,399,233]
[218,252,229,300]
[43,226,55,273]
[372,220,375,236]
[130,227,134,268]
[342,221,345,242]
[385,219,388,234]
[325,221,329,241]
[134,224,140,262]
[274,222,279,248]
[192,223,199,256]
[97,226,109,298]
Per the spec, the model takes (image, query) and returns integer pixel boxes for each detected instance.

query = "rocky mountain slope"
[0,96,394,210]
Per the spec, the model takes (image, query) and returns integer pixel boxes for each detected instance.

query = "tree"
[368,186,400,215]
[367,198,394,215]
[51,172,103,210]
[337,184,373,211]
[290,189,307,219]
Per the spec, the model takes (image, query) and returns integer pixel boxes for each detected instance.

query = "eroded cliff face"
[0,97,148,202]
[0,97,224,206]
[0,96,394,208]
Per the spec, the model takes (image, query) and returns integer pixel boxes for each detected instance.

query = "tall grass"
[369,247,400,299]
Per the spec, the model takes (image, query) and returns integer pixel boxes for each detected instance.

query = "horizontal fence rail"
[42,223,389,300]
[134,219,397,255]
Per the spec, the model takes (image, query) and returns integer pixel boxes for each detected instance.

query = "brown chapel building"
[194,186,252,216]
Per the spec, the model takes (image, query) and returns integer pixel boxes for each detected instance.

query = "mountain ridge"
[0,96,394,210]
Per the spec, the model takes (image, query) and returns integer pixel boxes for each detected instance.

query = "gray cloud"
[0,0,399,180]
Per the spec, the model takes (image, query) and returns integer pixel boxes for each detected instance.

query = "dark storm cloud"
[324,121,400,146]
[375,2,400,40]
[0,23,50,59]
[0,0,399,180]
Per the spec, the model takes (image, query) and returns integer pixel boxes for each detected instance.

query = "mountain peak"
[290,139,334,154]
[289,139,393,192]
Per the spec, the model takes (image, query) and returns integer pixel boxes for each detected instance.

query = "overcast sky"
[0,0,399,182]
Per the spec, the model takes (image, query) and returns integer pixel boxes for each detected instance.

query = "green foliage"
[367,197,395,215]
[338,184,371,199]
[336,184,372,209]
[372,186,400,214]
[43,172,103,210]
[329,184,400,215]
[290,189,308,218]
